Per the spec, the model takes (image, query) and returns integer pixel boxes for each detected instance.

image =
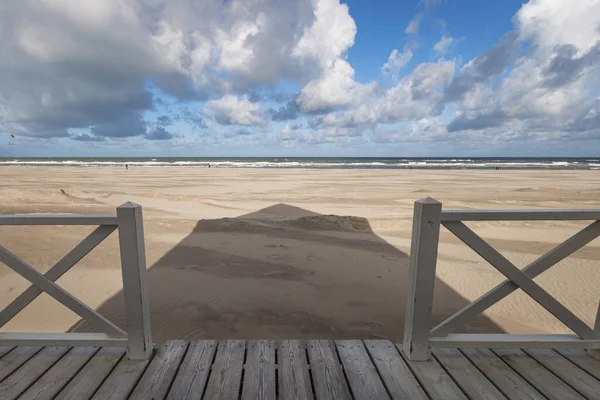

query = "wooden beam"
[0,225,116,328]
[402,197,442,361]
[430,334,600,349]
[0,214,118,226]
[0,333,128,347]
[441,209,600,221]
[444,221,599,340]
[0,244,126,338]
[117,202,152,360]
[432,220,600,336]
[588,300,600,360]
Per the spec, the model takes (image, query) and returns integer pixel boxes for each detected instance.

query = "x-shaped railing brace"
[0,225,125,338]
[432,220,600,339]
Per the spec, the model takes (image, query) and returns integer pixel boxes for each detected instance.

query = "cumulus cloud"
[203,95,266,126]
[382,48,413,80]
[2,0,600,151]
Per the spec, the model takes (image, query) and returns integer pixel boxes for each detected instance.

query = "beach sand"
[0,167,599,343]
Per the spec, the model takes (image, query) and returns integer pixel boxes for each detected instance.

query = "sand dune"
[0,167,598,343]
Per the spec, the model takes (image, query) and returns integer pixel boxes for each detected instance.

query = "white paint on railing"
[0,203,152,360]
[0,214,118,225]
[404,197,600,362]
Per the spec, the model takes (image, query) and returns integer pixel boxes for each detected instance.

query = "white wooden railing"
[403,197,600,362]
[0,203,152,360]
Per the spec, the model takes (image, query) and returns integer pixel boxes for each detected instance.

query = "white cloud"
[433,36,454,54]
[516,0,600,54]
[2,0,600,152]
[381,48,413,80]
[204,95,265,126]
[405,15,422,35]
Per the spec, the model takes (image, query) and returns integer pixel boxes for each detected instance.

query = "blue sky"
[2,0,600,157]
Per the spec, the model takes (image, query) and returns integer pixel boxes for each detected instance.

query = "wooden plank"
[335,340,390,400]
[443,221,599,340]
[460,348,545,400]
[0,346,70,400]
[364,340,427,400]
[117,202,152,360]
[306,340,352,400]
[203,340,246,400]
[166,340,217,400]
[493,348,585,400]
[431,334,600,349]
[0,245,126,338]
[0,214,118,226]
[432,348,507,399]
[129,340,188,400]
[18,346,99,400]
[0,347,14,359]
[556,348,600,380]
[403,197,442,361]
[55,347,126,400]
[241,340,276,400]
[278,340,313,400]
[90,350,151,400]
[0,333,128,347]
[396,344,467,400]
[441,209,600,221]
[524,348,600,399]
[432,221,600,336]
[0,225,116,328]
[0,346,42,382]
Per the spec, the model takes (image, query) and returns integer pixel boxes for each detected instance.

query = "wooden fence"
[0,203,152,360]
[403,197,600,361]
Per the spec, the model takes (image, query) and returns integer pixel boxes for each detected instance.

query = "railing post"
[588,301,600,360]
[117,202,152,360]
[403,197,442,361]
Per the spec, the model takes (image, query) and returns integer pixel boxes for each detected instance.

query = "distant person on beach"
[126,164,128,170]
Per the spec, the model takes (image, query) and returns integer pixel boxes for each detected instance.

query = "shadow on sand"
[71,203,502,343]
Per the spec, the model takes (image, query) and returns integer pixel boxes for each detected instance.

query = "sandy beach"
[0,167,598,344]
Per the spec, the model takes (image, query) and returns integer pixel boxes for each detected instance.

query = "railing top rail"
[0,214,118,226]
[441,209,600,222]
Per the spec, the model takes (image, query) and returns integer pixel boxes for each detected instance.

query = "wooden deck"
[0,340,599,400]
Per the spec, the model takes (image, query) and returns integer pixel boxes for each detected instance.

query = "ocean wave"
[0,159,598,169]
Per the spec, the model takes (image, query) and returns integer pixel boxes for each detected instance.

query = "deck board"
[523,348,600,399]
[396,344,467,400]
[0,346,14,359]
[336,340,390,400]
[203,340,246,400]
[278,340,314,400]
[460,348,545,400]
[556,348,600,381]
[55,347,126,400]
[91,350,151,400]
[493,348,586,400]
[0,346,70,400]
[433,348,507,399]
[0,346,42,382]
[129,340,188,400]
[166,340,216,400]
[240,340,276,400]
[364,340,427,400]
[18,346,99,400]
[306,339,352,400]
[1,340,598,399]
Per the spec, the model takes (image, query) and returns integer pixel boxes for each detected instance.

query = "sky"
[1,0,600,157]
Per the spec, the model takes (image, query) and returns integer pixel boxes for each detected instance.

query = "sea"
[0,157,599,169]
